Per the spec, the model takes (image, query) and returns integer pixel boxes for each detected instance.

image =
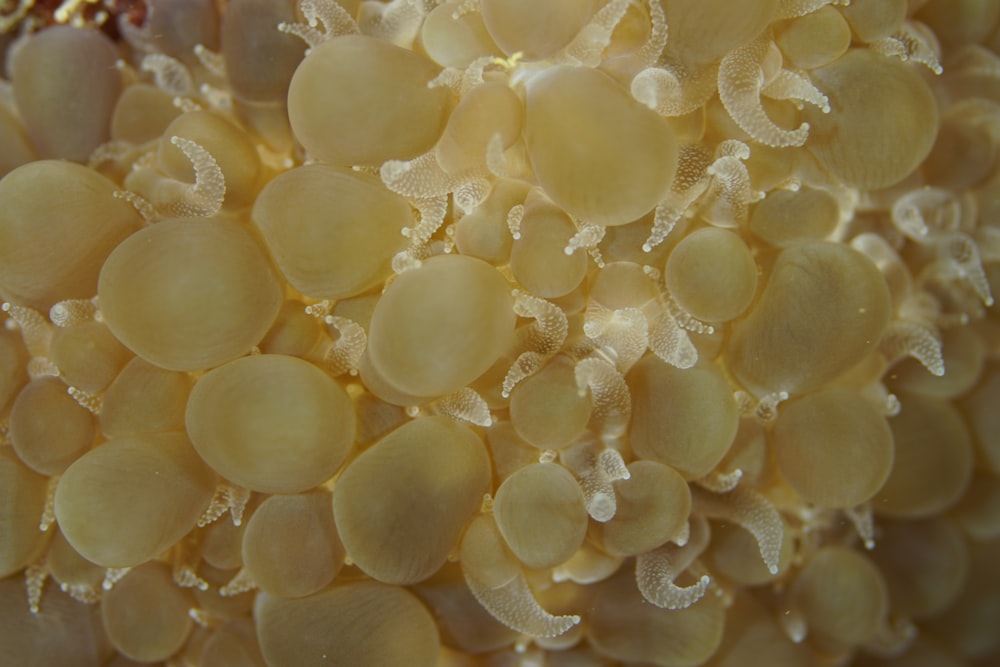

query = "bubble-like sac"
[253,165,410,299]
[664,227,758,323]
[97,218,283,372]
[588,567,726,667]
[0,161,140,311]
[0,102,37,178]
[791,546,888,648]
[420,2,500,69]
[435,81,523,177]
[874,393,974,518]
[50,322,132,395]
[0,448,49,578]
[101,562,193,663]
[98,358,192,438]
[524,65,678,226]
[144,0,221,66]
[53,432,216,568]
[10,26,121,162]
[221,0,305,104]
[287,34,449,167]
[332,416,491,585]
[748,186,839,247]
[185,354,355,494]
[480,0,596,60]
[775,6,851,70]
[804,49,939,191]
[493,462,588,570]
[9,376,95,476]
[629,355,739,479]
[727,242,892,396]
[509,356,592,449]
[596,460,690,557]
[254,581,440,667]
[839,0,907,43]
[662,0,779,66]
[510,201,589,298]
[367,254,516,398]
[109,84,181,146]
[773,389,894,509]
[241,491,345,599]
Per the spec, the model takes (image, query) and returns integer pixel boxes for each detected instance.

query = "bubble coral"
[1,0,999,666]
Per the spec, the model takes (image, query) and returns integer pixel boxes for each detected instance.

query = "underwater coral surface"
[1,0,999,666]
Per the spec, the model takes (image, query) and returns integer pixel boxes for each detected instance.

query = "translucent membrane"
[186,354,355,494]
[200,513,246,571]
[287,35,449,167]
[727,243,891,396]
[156,111,262,210]
[597,460,690,557]
[241,491,345,599]
[707,517,794,586]
[47,529,104,599]
[665,228,757,323]
[711,594,815,667]
[332,417,490,584]
[97,218,282,372]
[493,462,588,569]
[367,254,516,397]
[10,26,121,162]
[0,328,28,412]
[9,377,94,476]
[510,202,588,298]
[54,433,216,567]
[509,356,592,448]
[663,0,779,65]
[772,389,894,509]
[869,517,968,619]
[453,178,527,263]
[0,575,105,667]
[0,102,37,178]
[964,368,1000,473]
[953,475,1000,540]
[0,160,139,310]
[253,165,410,299]
[588,568,725,667]
[420,2,500,68]
[874,393,973,518]
[101,562,194,663]
[629,355,739,479]
[916,0,1000,51]
[480,0,596,59]
[524,66,677,226]
[889,325,985,399]
[436,82,523,176]
[804,49,939,190]
[51,322,132,394]
[111,84,182,145]
[148,0,220,65]
[791,547,888,646]
[259,300,320,357]
[588,261,658,309]
[748,187,839,247]
[775,6,850,70]
[839,0,907,42]
[0,448,49,578]
[221,0,305,103]
[99,357,191,438]
[199,618,267,667]
[928,539,1000,659]
[255,581,440,667]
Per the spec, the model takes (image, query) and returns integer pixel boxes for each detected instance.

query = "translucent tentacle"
[777,0,837,20]
[891,187,961,240]
[635,0,668,68]
[870,21,943,75]
[49,298,99,327]
[434,387,493,427]
[502,352,547,399]
[360,0,431,48]
[564,223,606,268]
[172,537,209,591]
[220,567,257,597]
[564,0,632,67]
[575,357,631,440]
[381,150,453,199]
[692,486,783,575]
[507,204,525,240]
[631,62,719,117]
[718,36,811,147]
[140,54,194,97]
[922,233,994,306]
[68,387,102,415]
[160,136,226,217]
[648,308,698,369]
[2,302,52,358]
[279,0,359,49]
[703,140,763,226]
[193,44,226,78]
[762,69,830,113]
[197,481,252,527]
[502,293,568,397]
[697,468,743,494]
[322,316,367,377]
[26,563,48,615]
[880,321,945,376]
[635,515,712,610]
[583,303,649,373]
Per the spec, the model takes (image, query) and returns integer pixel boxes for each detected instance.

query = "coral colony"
[1,0,999,666]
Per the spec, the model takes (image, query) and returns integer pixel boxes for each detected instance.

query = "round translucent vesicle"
[51,321,132,394]
[493,462,588,569]
[727,242,891,396]
[596,460,690,557]
[436,81,523,176]
[480,0,596,59]
[805,49,939,191]
[110,84,181,146]
[253,165,410,299]
[367,254,516,398]
[97,218,282,372]
[0,448,50,578]
[665,228,757,323]
[9,377,94,476]
[524,66,677,226]
[839,0,907,42]
[99,358,192,438]
[509,357,592,449]
[332,417,491,584]
[774,6,851,70]
[10,26,121,162]
[241,491,345,599]
[0,102,36,178]
[629,356,739,479]
[287,35,450,167]
[663,0,779,65]
[0,160,139,311]
[148,0,220,65]
[707,518,794,586]
[221,0,305,103]
[420,1,501,68]
[255,581,440,667]
[773,389,894,509]
[186,354,355,494]
[874,393,974,518]
[101,562,194,663]
[0,328,28,413]
[748,187,839,247]
[510,202,588,298]
[54,432,216,568]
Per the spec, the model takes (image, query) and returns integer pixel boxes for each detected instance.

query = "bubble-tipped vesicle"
[597,460,691,557]
[333,416,491,584]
